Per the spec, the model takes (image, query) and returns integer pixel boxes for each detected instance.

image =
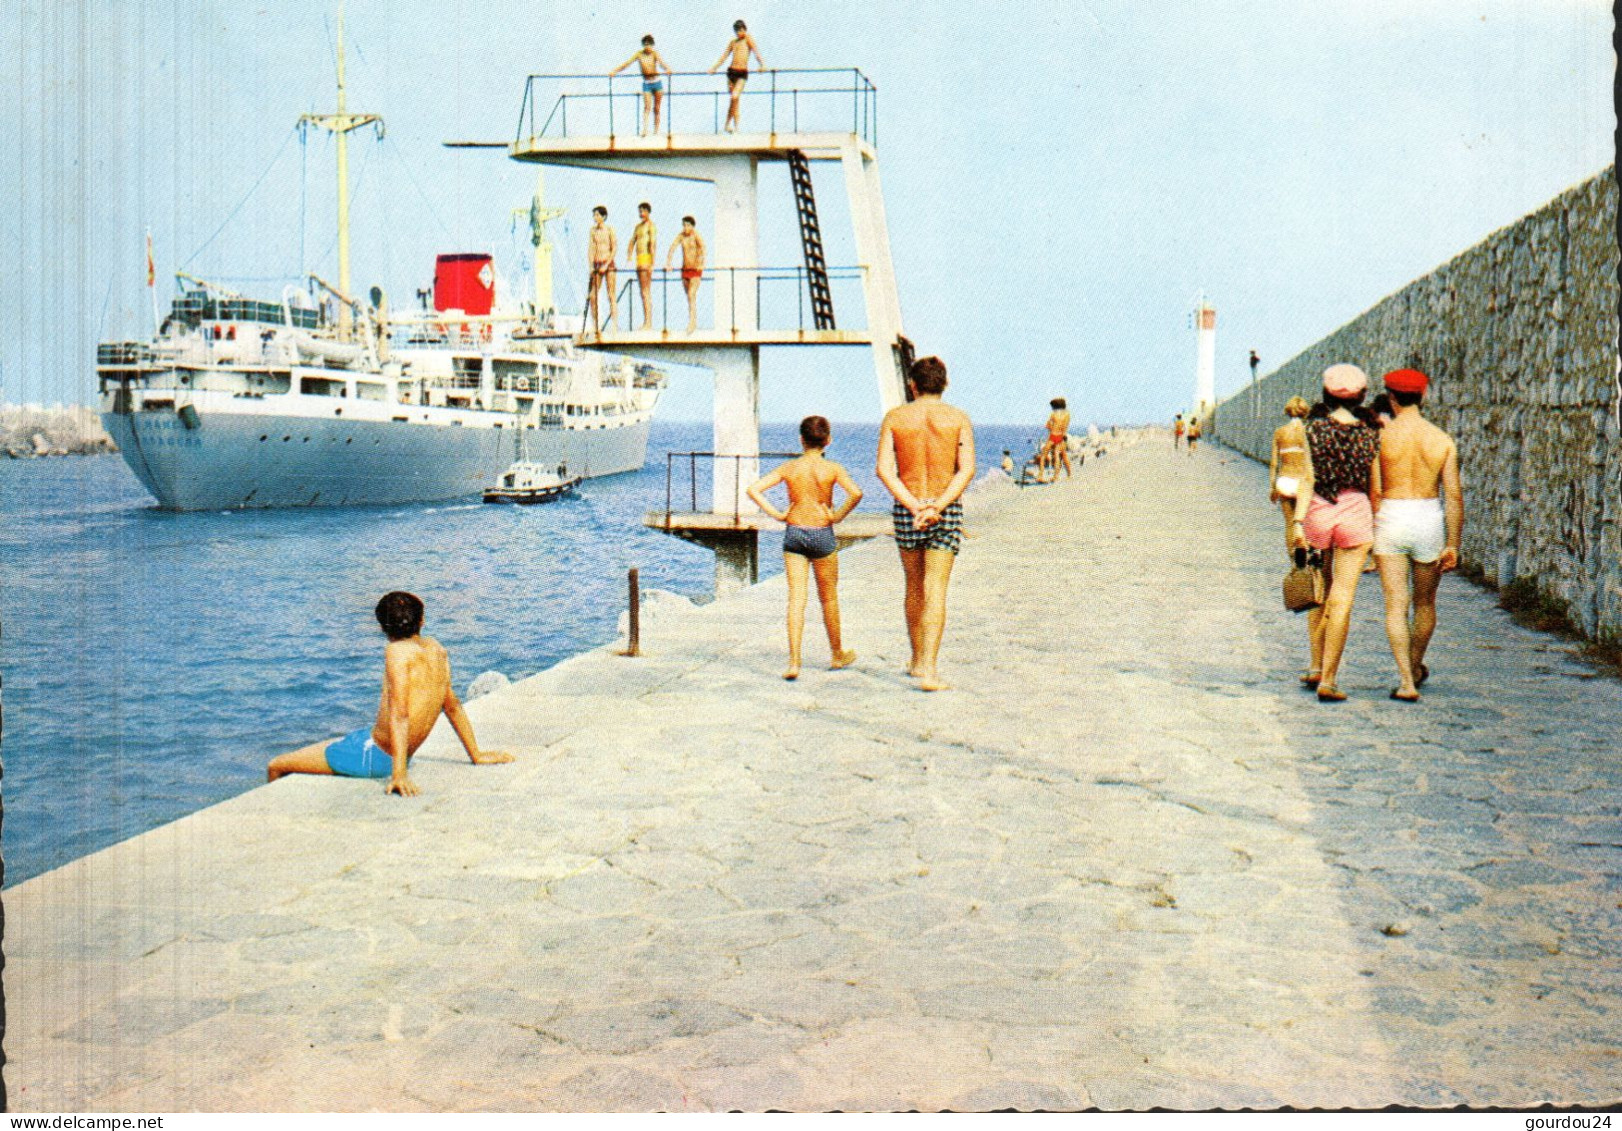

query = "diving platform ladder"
[788,149,836,331]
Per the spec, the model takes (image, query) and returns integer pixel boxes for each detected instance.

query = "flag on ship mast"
[147,230,161,335]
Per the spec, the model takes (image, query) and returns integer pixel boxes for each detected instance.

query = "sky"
[3,0,1614,426]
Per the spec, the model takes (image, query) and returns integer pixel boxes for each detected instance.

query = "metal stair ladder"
[788,149,836,330]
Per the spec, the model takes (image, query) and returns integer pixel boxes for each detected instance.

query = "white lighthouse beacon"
[1194,294,1216,415]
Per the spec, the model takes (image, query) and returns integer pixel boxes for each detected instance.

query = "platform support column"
[842,139,906,411]
[701,346,761,518]
[711,156,760,337]
[713,533,760,594]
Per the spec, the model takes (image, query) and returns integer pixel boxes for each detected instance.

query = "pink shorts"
[1303,490,1374,551]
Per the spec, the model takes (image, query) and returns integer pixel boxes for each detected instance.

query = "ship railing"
[661,450,802,529]
[588,264,865,337]
[516,68,877,147]
[97,342,155,366]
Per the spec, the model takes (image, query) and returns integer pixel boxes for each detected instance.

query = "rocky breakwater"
[1,403,117,457]
[1213,167,1620,641]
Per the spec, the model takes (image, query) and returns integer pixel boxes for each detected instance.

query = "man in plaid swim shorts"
[891,499,964,553]
[876,355,976,692]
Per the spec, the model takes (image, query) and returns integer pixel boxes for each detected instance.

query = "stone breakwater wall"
[1213,168,1620,640]
[1,404,116,457]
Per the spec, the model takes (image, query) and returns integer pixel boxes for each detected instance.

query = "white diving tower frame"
[462,69,907,588]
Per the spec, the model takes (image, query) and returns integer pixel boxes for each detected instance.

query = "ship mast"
[299,3,381,336]
[521,171,565,319]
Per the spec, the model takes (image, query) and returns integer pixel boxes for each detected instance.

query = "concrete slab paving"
[6,435,1620,1111]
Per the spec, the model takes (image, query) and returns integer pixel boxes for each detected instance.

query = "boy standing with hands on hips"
[747,416,862,681]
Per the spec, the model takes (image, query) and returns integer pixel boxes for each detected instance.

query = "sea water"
[1,418,1041,885]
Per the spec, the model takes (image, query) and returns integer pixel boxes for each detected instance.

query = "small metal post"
[626,567,641,657]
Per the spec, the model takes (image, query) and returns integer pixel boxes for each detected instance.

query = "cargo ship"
[96,13,663,511]
[96,254,663,510]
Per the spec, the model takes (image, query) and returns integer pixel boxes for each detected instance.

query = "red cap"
[1383,368,1430,395]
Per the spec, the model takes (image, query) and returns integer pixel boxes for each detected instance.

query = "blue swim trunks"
[783,523,837,560]
[892,500,964,554]
[324,727,392,778]
[643,78,664,93]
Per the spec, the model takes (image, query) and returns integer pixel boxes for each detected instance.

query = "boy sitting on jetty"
[267,591,513,796]
[746,416,863,680]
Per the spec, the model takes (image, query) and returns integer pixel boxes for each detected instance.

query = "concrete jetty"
[7,438,1620,1111]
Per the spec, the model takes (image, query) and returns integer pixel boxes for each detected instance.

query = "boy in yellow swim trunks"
[628,202,658,331]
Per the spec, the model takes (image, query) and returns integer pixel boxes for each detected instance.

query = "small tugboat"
[483,461,582,505]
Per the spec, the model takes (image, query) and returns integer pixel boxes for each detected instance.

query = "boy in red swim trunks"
[666,215,706,333]
[746,416,863,680]
[267,592,513,796]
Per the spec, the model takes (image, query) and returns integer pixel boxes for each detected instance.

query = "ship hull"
[101,404,651,510]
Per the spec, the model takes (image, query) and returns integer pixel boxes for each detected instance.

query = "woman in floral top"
[1292,363,1383,702]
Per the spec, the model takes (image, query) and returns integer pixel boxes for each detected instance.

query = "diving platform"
[644,510,891,542]
[644,509,893,589]
[490,68,905,589]
[512,130,874,166]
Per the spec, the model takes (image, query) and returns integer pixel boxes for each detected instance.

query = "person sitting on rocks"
[267,591,513,795]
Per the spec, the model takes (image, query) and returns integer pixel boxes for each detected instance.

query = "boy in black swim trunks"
[710,20,764,133]
[746,415,862,680]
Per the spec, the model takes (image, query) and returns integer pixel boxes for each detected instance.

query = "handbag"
[1283,547,1326,612]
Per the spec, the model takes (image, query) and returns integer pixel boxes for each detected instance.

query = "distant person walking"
[1373,368,1464,702]
[1186,418,1201,454]
[746,416,863,680]
[267,592,514,795]
[666,215,706,333]
[587,205,617,335]
[628,202,658,331]
[710,20,764,133]
[1297,364,1383,702]
[1042,397,1072,481]
[1173,414,1185,448]
[1268,396,1311,557]
[610,35,673,135]
[876,356,976,692]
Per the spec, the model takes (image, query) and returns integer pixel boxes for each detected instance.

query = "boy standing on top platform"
[747,416,863,681]
[710,20,764,133]
[610,35,673,136]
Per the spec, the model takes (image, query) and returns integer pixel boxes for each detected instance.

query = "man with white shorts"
[1374,368,1464,702]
